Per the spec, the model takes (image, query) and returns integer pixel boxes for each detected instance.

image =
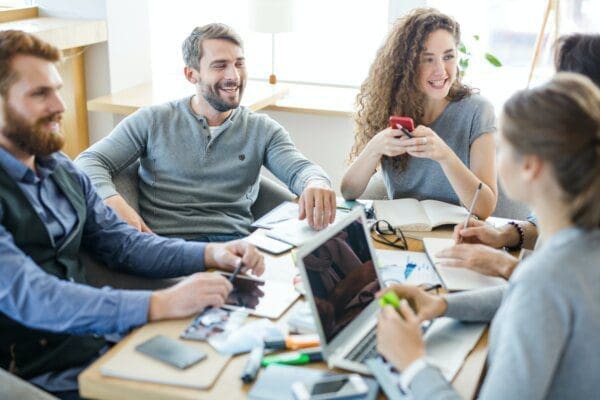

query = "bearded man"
[75,23,336,241]
[0,29,263,397]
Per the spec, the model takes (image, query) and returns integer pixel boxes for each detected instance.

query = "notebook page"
[373,198,432,231]
[423,237,507,291]
[421,199,469,228]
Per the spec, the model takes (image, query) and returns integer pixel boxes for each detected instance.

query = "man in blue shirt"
[0,30,264,397]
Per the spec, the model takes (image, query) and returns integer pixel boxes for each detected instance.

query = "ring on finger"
[423,137,428,145]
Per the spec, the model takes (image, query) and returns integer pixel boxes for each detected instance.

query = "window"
[148,0,389,87]
[426,0,600,111]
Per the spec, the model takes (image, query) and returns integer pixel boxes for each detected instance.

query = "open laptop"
[295,207,382,374]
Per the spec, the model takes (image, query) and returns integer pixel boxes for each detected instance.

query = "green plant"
[458,35,502,77]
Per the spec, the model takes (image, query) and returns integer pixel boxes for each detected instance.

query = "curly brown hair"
[350,8,472,168]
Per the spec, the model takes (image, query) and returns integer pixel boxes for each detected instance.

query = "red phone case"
[389,116,414,132]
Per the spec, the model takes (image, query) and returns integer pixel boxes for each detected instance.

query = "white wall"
[260,110,355,194]
[38,0,359,194]
[38,0,153,144]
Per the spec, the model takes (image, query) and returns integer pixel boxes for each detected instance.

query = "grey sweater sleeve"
[74,108,152,199]
[262,120,332,195]
[410,278,570,399]
[444,286,506,322]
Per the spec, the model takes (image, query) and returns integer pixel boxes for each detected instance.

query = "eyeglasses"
[370,219,408,250]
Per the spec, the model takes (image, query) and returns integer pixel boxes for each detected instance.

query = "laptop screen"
[301,215,380,343]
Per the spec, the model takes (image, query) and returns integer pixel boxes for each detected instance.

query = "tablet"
[220,272,300,319]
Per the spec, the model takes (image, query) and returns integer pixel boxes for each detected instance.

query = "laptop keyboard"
[346,327,378,363]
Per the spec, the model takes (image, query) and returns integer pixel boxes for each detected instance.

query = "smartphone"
[219,272,266,310]
[245,234,294,255]
[135,335,207,369]
[291,374,369,400]
[389,116,414,138]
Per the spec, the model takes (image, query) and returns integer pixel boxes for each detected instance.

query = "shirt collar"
[186,95,240,126]
[0,146,58,183]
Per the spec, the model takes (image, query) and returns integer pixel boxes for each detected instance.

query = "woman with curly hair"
[341,8,497,219]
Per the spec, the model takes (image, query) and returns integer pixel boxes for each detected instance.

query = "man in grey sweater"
[76,23,335,241]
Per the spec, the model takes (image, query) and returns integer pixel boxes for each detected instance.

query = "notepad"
[373,199,469,231]
[265,211,348,247]
[100,329,230,389]
[423,237,507,291]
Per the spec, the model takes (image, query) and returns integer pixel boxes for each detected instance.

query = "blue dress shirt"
[0,148,207,337]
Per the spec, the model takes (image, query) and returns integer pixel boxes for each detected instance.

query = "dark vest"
[0,161,105,379]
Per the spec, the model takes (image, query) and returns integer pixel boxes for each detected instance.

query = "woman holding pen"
[341,8,497,219]
[437,33,600,280]
[377,73,600,399]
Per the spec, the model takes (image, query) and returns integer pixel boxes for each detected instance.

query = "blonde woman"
[377,73,600,399]
[342,8,497,219]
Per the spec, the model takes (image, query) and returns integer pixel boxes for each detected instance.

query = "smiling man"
[0,30,264,397]
[76,23,336,241]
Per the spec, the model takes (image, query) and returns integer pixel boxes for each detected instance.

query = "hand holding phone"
[389,116,414,138]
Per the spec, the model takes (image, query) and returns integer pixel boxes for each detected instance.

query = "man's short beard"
[2,101,64,157]
[201,80,244,112]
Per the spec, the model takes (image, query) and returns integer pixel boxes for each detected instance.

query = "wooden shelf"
[88,77,357,118]
[267,83,357,117]
[0,16,106,50]
[88,77,290,115]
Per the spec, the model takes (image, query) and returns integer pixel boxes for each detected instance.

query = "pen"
[241,344,264,383]
[422,283,442,292]
[229,262,244,283]
[267,217,293,225]
[458,182,483,243]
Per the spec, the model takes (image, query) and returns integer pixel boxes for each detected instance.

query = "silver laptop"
[295,208,382,374]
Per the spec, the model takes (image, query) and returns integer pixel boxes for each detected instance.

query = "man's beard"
[200,79,245,112]
[2,102,65,157]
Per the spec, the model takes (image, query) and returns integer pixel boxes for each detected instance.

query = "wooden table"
[87,77,290,116]
[79,230,488,400]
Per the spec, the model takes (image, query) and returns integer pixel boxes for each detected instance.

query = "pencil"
[458,182,483,243]
[229,262,244,283]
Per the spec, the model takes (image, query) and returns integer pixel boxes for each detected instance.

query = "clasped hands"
[368,125,453,163]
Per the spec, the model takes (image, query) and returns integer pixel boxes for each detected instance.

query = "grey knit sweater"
[75,98,330,239]
[410,227,600,399]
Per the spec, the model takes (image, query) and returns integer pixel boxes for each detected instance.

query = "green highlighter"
[261,348,323,367]
[379,291,402,309]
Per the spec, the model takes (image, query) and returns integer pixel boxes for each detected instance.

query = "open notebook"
[423,237,507,291]
[373,199,469,231]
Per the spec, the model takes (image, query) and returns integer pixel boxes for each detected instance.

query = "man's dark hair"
[182,23,243,70]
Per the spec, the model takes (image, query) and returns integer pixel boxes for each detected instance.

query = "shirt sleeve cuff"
[95,182,119,200]
[398,357,429,392]
[116,290,152,333]
[180,241,207,274]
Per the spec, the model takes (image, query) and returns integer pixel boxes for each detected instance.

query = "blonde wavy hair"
[350,8,472,168]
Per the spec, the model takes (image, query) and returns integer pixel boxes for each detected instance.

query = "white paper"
[251,201,299,229]
[266,211,347,246]
[375,249,441,287]
[424,317,486,381]
[423,238,507,291]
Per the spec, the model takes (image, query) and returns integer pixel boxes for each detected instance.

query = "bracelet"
[506,221,524,251]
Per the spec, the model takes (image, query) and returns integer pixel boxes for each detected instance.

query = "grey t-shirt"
[381,94,496,205]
